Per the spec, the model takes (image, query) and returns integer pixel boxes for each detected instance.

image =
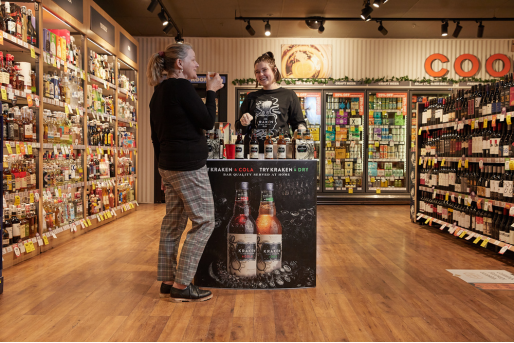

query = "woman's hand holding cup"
[206,72,224,92]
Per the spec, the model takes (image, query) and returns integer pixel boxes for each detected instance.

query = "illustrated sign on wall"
[281,44,332,79]
[425,53,511,78]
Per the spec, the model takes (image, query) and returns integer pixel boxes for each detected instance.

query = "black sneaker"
[170,284,213,303]
[160,282,173,298]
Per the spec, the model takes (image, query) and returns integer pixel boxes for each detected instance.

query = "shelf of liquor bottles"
[420,112,511,131]
[1,1,139,268]
[421,156,508,164]
[414,77,514,256]
[416,212,514,254]
[419,185,514,220]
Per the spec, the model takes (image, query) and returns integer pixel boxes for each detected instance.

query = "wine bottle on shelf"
[482,123,490,158]
[490,124,499,158]
[504,164,513,204]
[483,85,489,117]
[495,82,502,115]
[498,166,505,202]
[477,165,485,197]
[490,165,499,200]
[473,84,482,118]
[499,122,506,158]
[503,74,512,112]
[484,165,492,198]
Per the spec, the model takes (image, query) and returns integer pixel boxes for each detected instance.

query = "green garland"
[231,76,504,86]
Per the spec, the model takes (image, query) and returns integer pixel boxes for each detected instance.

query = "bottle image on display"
[227,182,257,277]
[256,183,282,274]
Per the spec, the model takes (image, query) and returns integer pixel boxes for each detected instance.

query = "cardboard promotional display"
[195,160,317,289]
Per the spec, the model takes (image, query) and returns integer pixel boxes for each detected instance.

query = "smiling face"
[179,48,199,80]
[254,61,277,89]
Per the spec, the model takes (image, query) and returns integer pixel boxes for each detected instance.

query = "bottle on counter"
[249,133,259,159]
[264,130,274,159]
[235,129,244,159]
[277,129,286,159]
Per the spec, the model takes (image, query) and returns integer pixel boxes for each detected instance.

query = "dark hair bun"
[265,51,274,59]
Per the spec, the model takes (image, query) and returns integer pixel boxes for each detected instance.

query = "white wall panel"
[136,37,513,203]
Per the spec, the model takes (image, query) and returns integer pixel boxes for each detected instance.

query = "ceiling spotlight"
[147,0,158,13]
[365,15,372,22]
[378,21,388,35]
[305,18,323,30]
[360,3,373,20]
[175,33,184,44]
[245,20,255,36]
[477,21,484,38]
[441,21,448,36]
[373,0,381,8]
[383,0,388,3]
[163,22,173,34]
[452,21,462,38]
[264,20,271,36]
[158,8,168,26]
[318,21,325,34]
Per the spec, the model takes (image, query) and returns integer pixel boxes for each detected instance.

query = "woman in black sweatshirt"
[148,43,223,302]
[236,52,307,153]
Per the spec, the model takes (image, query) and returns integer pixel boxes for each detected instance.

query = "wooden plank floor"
[2,204,514,341]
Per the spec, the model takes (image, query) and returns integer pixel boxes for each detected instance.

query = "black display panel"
[195,160,317,289]
[53,0,83,22]
[90,7,115,47]
[119,32,137,63]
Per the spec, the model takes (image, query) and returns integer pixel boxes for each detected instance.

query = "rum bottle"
[235,129,244,159]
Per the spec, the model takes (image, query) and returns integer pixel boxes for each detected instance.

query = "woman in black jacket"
[148,43,223,302]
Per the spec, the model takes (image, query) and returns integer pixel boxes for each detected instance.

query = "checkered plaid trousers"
[157,166,215,285]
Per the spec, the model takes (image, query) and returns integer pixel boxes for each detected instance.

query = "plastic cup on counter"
[225,144,236,159]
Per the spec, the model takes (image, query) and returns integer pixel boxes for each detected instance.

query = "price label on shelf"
[30,47,35,58]
[484,118,488,128]
[507,113,512,125]
[376,188,381,194]
[15,142,20,154]
[499,244,511,254]
[465,159,469,168]
[42,235,49,245]
[5,142,12,154]
[473,236,482,244]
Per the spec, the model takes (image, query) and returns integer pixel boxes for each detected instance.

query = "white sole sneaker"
[170,293,213,303]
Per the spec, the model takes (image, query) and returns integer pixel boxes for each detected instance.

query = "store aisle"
[1,205,514,341]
